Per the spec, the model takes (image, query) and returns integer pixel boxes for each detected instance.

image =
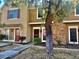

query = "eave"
[29,21,54,25]
[63,20,79,23]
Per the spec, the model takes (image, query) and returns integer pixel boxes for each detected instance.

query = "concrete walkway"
[0,44,32,59]
[0,42,11,47]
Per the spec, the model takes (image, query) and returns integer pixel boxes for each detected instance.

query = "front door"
[69,26,78,44]
[33,27,40,39]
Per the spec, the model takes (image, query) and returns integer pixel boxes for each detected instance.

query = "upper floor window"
[37,8,45,19]
[75,4,79,16]
[7,8,20,19]
[28,0,43,7]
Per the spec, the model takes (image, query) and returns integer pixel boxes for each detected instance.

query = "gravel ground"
[11,46,79,59]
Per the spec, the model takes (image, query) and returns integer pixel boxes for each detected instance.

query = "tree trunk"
[45,0,53,57]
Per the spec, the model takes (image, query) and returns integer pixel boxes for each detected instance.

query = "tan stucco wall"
[66,23,79,41]
[29,22,79,45]
[28,8,45,22]
[1,4,31,43]
[29,8,37,22]
[52,22,67,44]
[67,13,79,20]
[19,4,30,42]
[1,6,22,24]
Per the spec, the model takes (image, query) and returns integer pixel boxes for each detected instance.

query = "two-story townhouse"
[1,0,79,45]
[63,3,79,44]
[0,1,31,43]
[28,0,79,45]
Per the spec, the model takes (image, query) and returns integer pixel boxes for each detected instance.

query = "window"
[69,26,78,44]
[7,8,20,19]
[75,4,79,16]
[37,8,44,19]
[70,28,77,42]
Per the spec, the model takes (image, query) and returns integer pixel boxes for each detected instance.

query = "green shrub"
[0,34,6,40]
[33,38,41,45]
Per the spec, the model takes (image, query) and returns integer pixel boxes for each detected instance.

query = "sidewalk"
[0,44,32,59]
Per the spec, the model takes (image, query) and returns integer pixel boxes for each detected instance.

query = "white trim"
[33,27,40,39]
[37,8,41,19]
[3,27,21,42]
[33,27,40,29]
[29,22,45,24]
[4,27,20,29]
[74,5,79,16]
[3,40,15,42]
[14,29,15,41]
[28,7,36,9]
[8,18,18,20]
[41,27,46,42]
[29,21,54,25]
[63,20,79,23]
[68,26,78,44]
[8,8,19,20]
[7,29,9,40]
[9,8,19,10]
[29,20,79,24]
[36,8,45,19]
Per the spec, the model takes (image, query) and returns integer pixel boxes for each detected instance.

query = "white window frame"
[42,27,46,42]
[74,4,79,16]
[37,8,45,19]
[37,8,41,19]
[68,26,78,44]
[33,27,40,39]
[8,8,19,20]
[3,27,21,42]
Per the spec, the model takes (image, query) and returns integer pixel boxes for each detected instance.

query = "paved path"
[0,44,32,59]
[0,42,11,47]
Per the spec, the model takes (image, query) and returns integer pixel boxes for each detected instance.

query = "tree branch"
[55,0,62,11]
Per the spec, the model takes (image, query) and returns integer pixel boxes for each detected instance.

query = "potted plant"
[0,34,6,40]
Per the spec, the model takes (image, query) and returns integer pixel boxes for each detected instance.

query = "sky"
[0,0,5,9]
[38,0,42,5]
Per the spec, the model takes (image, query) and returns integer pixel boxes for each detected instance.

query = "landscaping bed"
[36,42,79,49]
[12,45,79,59]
